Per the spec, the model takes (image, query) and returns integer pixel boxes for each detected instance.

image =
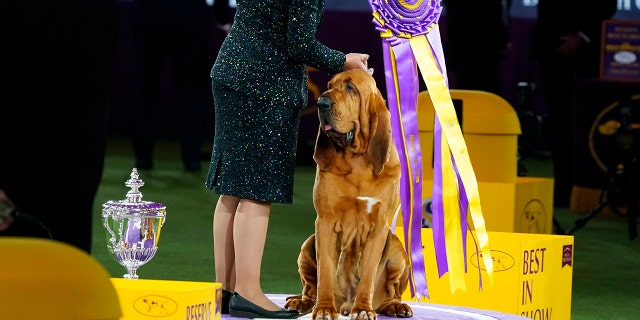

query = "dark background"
[106,1,639,145]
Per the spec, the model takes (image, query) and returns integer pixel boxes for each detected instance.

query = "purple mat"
[221,294,529,320]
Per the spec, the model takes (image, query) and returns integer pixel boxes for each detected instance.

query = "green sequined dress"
[205,0,345,203]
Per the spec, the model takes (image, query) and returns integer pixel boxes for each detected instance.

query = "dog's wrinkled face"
[314,69,391,175]
[317,69,377,148]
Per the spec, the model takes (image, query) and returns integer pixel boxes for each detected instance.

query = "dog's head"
[313,69,392,176]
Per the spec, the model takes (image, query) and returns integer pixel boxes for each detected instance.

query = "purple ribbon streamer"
[382,38,428,299]
[432,118,447,276]
[433,138,471,277]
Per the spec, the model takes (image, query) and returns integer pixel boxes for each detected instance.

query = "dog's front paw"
[312,306,339,320]
[348,309,377,320]
[284,295,315,314]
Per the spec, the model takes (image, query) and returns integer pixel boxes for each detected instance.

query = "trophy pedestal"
[111,278,222,320]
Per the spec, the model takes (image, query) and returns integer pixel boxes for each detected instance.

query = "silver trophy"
[102,168,166,279]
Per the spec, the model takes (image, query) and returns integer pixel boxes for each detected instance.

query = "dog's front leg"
[313,217,340,320]
[351,231,388,320]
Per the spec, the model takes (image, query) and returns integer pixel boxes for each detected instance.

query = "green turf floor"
[91,136,639,320]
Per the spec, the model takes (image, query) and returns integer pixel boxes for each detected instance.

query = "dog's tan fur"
[284,69,413,320]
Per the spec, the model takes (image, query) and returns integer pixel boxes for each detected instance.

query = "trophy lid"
[102,168,166,217]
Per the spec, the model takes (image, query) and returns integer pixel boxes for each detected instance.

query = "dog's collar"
[346,131,354,144]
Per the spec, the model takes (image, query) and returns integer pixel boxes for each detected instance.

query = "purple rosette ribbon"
[368,0,442,300]
[370,0,441,44]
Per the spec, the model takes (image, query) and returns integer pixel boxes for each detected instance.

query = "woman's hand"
[344,53,370,71]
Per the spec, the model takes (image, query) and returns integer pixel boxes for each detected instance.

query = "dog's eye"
[346,82,356,93]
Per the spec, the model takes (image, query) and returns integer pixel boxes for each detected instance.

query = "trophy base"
[111,278,222,319]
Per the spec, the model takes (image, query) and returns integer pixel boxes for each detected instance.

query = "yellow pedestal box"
[416,89,555,234]
[397,228,574,319]
[421,177,554,234]
[418,89,522,184]
[111,278,221,320]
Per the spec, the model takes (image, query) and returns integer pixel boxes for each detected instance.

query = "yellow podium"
[397,228,574,319]
[418,89,521,184]
[422,177,554,234]
[111,278,221,320]
[418,90,554,234]
[0,238,122,320]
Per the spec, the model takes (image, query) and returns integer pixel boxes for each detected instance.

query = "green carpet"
[91,136,639,320]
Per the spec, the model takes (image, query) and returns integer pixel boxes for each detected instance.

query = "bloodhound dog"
[284,69,413,320]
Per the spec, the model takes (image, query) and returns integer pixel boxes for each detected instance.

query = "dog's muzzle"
[317,95,355,147]
[317,95,332,113]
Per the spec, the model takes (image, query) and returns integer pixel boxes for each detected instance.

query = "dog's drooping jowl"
[285,69,413,320]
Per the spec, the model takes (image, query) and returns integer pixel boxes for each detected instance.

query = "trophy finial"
[125,168,145,203]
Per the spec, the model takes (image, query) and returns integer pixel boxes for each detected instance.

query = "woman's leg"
[213,195,239,291]
[232,198,281,311]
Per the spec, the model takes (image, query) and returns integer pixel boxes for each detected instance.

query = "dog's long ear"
[367,90,391,176]
[313,124,337,171]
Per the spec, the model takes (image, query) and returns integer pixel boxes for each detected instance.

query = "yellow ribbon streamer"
[441,136,466,292]
[409,33,495,288]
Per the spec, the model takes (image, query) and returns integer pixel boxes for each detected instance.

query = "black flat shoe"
[229,292,299,319]
[221,289,232,314]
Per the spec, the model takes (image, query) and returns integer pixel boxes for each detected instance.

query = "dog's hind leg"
[284,234,318,314]
[373,232,413,318]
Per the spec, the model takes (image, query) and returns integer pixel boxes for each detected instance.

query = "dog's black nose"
[317,96,332,111]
